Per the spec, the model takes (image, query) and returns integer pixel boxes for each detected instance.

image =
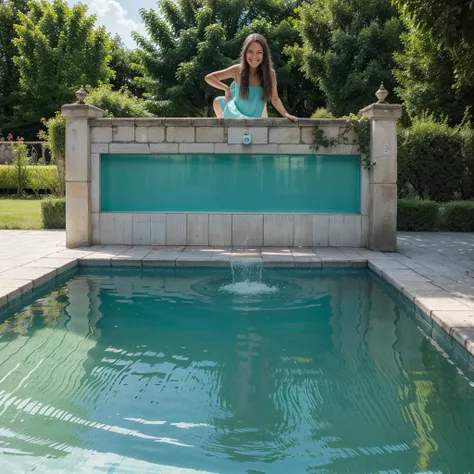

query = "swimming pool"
[0,266,473,472]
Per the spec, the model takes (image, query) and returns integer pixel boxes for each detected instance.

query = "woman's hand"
[285,112,298,122]
[224,86,231,104]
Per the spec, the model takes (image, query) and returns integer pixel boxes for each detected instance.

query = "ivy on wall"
[311,113,374,169]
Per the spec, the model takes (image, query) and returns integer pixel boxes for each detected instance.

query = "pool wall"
[62,103,401,250]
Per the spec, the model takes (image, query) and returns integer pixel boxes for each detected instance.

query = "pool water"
[0,267,473,473]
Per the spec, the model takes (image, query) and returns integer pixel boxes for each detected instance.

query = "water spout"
[230,257,263,284]
[220,257,278,296]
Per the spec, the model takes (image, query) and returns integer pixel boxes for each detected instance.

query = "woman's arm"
[205,65,239,103]
[270,70,297,122]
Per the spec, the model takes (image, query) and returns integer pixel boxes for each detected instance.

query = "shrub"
[311,108,334,119]
[39,112,66,196]
[398,115,465,202]
[397,199,440,231]
[0,165,60,194]
[441,201,474,232]
[85,83,152,118]
[27,166,61,194]
[461,128,474,199]
[41,197,65,229]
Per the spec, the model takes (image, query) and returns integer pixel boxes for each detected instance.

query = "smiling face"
[245,41,264,69]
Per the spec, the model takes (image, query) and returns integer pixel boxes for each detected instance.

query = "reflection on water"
[0,268,473,473]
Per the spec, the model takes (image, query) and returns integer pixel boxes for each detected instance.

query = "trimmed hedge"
[0,165,60,193]
[441,201,474,232]
[398,199,474,231]
[41,197,65,229]
[398,199,440,231]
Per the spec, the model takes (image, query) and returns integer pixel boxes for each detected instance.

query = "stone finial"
[75,85,87,104]
[375,82,389,103]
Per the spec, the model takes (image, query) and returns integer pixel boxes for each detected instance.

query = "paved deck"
[0,230,474,358]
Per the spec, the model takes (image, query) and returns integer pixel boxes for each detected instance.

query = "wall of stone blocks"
[92,212,364,247]
[86,118,367,247]
[89,117,360,155]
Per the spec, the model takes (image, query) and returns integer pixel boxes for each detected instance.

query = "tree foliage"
[394,15,474,124]
[109,35,144,97]
[12,0,113,138]
[0,0,29,138]
[392,0,474,46]
[133,0,323,117]
[393,0,474,86]
[291,0,403,117]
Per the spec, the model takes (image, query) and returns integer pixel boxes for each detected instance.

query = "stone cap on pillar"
[61,103,105,120]
[360,103,403,121]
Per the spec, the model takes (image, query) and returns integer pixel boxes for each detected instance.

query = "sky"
[67,0,155,49]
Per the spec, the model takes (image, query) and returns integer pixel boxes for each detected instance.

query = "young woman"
[205,34,297,121]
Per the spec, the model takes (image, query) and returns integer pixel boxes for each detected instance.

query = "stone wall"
[62,107,402,250]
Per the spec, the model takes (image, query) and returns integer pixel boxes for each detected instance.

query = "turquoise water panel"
[100,154,361,213]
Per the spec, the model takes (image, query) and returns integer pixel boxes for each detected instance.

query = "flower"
[7,133,13,141]
[18,137,24,142]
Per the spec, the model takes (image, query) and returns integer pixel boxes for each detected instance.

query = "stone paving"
[1,230,474,359]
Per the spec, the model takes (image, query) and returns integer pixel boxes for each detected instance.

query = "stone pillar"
[61,102,104,248]
[361,88,402,252]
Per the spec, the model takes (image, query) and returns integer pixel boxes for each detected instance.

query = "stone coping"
[89,117,348,128]
[0,245,473,361]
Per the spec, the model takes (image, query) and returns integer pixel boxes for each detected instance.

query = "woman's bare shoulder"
[231,64,241,82]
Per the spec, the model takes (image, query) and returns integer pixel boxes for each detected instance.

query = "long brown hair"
[239,34,273,102]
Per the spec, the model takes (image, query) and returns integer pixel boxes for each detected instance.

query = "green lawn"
[0,196,42,229]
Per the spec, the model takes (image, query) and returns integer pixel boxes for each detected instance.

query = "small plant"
[311,113,373,169]
[7,134,29,196]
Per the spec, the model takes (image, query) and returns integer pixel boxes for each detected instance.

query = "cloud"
[86,0,144,48]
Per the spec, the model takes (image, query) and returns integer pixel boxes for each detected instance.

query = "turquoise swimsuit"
[218,82,266,118]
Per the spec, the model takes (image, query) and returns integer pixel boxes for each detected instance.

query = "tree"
[0,0,29,138]
[290,0,404,117]
[133,0,323,117]
[394,15,474,124]
[393,0,474,86]
[12,0,113,139]
[109,35,144,97]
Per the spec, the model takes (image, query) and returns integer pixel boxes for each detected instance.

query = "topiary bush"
[397,199,440,231]
[41,197,65,229]
[441,201,474,232]
[398,115,465,202]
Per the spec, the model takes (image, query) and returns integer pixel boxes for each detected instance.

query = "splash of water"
[220,257,278,295]
[230,257,263,283]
